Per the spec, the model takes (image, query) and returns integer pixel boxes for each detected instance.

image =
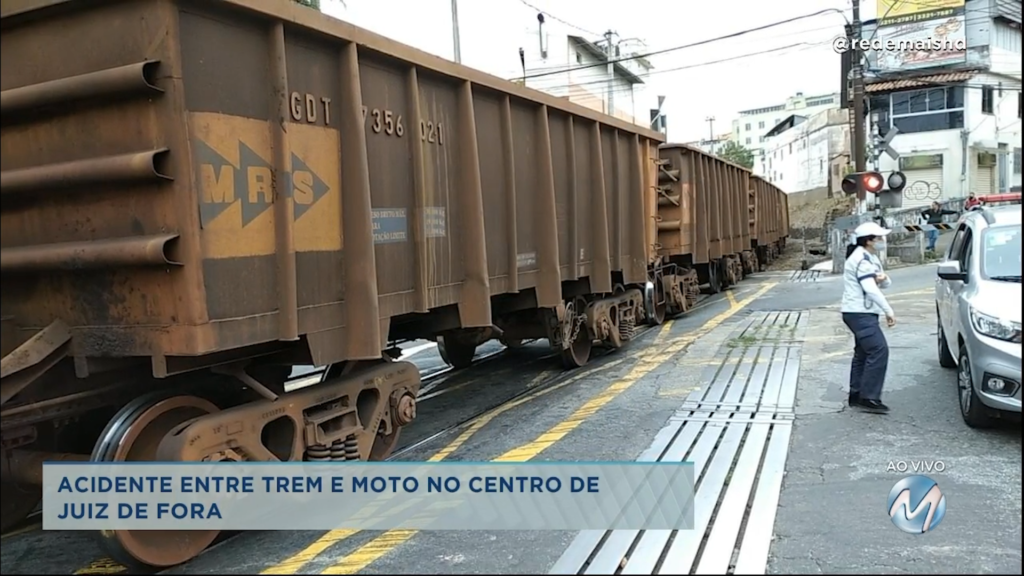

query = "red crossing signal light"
[841,171,884,195]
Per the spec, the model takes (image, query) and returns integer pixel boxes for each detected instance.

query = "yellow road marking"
[653,319,675,344]
[526,369,557,389]
[888,288,933,298]
[73,559,126,575]
[319,282,776,574]
[727,289,738,307]
[262,359,628,575]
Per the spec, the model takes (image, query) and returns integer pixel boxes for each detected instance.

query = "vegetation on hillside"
[717,140,754,169]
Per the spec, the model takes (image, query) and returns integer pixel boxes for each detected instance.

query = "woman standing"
[841,222,896,414]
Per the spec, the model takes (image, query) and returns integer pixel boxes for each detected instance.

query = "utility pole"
[851,0,868,212]
[705,116,716,154]
[451,0,462,63]
[604,30,616,118]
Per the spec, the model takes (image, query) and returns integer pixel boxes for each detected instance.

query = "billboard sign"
[872,14,967,73]
[877,0,965,27]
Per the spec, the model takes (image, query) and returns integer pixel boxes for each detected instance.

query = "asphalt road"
[767,263,1022,575]
[2,264,1019,575]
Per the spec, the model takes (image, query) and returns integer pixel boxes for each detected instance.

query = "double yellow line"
[268,283,774,575]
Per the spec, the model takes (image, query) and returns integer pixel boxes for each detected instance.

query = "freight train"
[0,0,788,568]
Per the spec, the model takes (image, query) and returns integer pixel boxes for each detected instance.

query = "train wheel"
[369,425,402,461]
[706,264,722,294]
[91,393,221,570]
[1,481,40,533]
[560,297,592,369]
[501,337,525,349]
[650,281,667,325]
[437,335,475,369]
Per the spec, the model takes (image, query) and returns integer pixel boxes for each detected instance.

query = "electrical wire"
[514,6,1006,93]
[513,2,1004,83]
[515,8,850,81]
[515,0,601,37]
[549,40,833,95]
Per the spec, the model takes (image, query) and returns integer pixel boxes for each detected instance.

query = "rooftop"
[568,35,646,85]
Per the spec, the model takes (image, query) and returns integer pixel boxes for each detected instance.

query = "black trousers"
[842,312,889,401]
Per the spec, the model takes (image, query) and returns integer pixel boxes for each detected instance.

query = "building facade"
[518,19,653,125]
[683,133,732,155]
[755,109,851,195]
[859,0,1022,207]
[730,92,842,157]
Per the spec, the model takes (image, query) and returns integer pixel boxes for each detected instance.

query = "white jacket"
[841,246,894,316]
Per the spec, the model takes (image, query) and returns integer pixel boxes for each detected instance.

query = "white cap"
[854,222,891,238]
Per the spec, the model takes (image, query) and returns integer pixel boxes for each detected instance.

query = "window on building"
[745,123,751,131]
[872,86,965,135]
[758,121,765,129]
[576,51,582,64]
[1015,148,1022,175]
[788,143,793,154]
[1018,93,1022,118]
[982,85,994,114]
[819,158,824,173]
[760,136,766,143]
[746,137,751,145]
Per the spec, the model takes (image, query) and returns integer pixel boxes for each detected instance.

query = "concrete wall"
[756,109,850,194]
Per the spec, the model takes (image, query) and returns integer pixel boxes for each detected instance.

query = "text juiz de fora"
[57,474,602,494]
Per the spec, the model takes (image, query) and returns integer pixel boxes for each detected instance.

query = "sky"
[318,0,894,142]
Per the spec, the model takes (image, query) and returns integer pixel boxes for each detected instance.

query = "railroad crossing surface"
[2,266,1020,575]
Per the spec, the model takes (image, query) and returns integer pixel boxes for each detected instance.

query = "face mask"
[873,240,887,250]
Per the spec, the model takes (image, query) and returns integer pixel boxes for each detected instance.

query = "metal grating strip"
[548,311,808,575]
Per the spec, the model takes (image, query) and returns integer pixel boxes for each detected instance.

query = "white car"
[935,205,1022,427]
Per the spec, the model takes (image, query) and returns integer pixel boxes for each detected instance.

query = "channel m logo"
[886,475,947,534]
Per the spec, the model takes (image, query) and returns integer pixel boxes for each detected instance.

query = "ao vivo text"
[887,460,946,473]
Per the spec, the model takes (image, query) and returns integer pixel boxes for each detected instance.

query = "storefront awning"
[865,71,979,93]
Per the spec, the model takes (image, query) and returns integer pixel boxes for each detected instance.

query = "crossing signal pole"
[850,0,868,211]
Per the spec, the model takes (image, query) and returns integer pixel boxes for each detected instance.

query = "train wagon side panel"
[2,0,664,374]
[656,145,753,264]
[0,0,205,360]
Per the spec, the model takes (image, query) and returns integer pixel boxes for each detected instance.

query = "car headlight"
[969,307,1023,343]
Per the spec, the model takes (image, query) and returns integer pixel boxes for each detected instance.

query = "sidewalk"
[770,286,1022,574]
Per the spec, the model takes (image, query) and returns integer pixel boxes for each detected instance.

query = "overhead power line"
[513,1,1004,84]
[551,41,830,94]
[517,8,849,81]
[516,0,601,37]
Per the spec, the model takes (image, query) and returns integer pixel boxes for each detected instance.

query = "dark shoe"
[849,392,860,405]
[855,399,890,414]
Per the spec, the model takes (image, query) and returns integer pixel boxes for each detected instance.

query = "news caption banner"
[43,462,695,531]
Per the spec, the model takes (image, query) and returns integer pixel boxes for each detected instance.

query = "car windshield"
[982,225,1021,279]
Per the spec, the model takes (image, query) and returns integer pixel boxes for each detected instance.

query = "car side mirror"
[937,261,967,282]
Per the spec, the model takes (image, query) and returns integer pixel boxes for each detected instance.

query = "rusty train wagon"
[0,0,664,566]
[648,144,762,322]
[750,174,790,265]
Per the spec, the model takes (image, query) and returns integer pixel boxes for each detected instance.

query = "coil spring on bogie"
[343,434,359,460]
[305,434,360,462]
[618,313,635,342]
[306,444,330,462]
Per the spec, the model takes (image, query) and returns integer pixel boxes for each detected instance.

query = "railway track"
[1,291,727,560]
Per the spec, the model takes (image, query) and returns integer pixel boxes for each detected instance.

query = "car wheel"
[937,313,956,368]
[957,348,993,428]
